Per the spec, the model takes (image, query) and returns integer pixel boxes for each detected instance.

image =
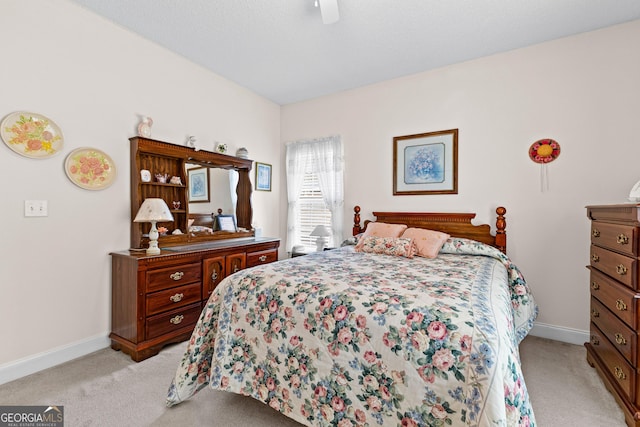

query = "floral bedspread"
[167,238,538,427]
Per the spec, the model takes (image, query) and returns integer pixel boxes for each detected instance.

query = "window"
[298,170,333,251]
[286,136,343,253]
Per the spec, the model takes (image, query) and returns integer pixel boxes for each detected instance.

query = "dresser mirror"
[130,137,254,249]
[186,163,234,214]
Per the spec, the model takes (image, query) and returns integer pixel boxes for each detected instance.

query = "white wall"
[281,20,640,340]
[0,0,281,374]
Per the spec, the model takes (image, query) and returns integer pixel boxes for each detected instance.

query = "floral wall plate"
[529,138,561,164]
[0,111,64,158]
[65,147,116,190]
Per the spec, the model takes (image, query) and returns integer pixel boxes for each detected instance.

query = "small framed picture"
[255,162,272,192]
[216,214,237,232]
[188,167,210,203]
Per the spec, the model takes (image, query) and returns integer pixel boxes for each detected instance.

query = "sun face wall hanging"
[529,138,561,192]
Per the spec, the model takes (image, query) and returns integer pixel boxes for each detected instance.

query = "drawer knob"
[592,229,600,238]
[591,281,600,291]
[259,255,267,262]
[233,266,239,273]
[591,254,599,262]
[591,335,600,345]
[169,293,184,303]
[617,234,629,245]
[616,264,628,275]
[170,314,184,325]
[211,271,218,281]
[170,271,184,281]
[615,333,627,345]
[616,299,628,311]
[591,308,600,318]
[614,366,626,380]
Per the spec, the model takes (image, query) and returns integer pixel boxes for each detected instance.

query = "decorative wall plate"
[65,147,116,190]
[529,138,561,164]
[0,111,64,158]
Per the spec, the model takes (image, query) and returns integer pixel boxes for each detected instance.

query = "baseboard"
[0,334,110,386]
[528,322,589,346]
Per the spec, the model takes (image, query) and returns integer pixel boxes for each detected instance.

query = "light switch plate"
[25,200,48,217]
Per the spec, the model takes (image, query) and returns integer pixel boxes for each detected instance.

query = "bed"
[167,206,538,426]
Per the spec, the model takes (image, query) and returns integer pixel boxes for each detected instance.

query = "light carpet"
[0,336,626,426]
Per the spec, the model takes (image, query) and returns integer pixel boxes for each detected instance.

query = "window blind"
[298,171,332,251]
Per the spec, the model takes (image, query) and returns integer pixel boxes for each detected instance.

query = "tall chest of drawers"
[586,204,640,426]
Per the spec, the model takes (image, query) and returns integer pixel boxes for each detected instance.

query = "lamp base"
[315,237,327,252]
[146,244,161,255]
[147,220,161,255]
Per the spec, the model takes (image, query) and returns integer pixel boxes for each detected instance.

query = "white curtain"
[285,135,343,252]
[285,142,308,252]
[311,137,344,248]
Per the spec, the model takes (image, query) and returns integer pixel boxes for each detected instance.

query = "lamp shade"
[310,224,331,237]
[134,198,174,223]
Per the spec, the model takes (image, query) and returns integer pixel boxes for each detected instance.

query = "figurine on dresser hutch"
[110,137,280,362]
[586,204,640,427]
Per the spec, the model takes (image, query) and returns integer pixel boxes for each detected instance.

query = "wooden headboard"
[189,209,225,229]
[189,213,215,228]
[352,205,507,253]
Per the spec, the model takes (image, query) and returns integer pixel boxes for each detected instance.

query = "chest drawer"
[589,267,639,329]
[590,322,636,403]
[146,262,201,292]
[146,303,201,340]
[590,297,637,365]
[146,282,202,316]
[591,222,638,256]
[590,246,637,290]
[247,249,278,267]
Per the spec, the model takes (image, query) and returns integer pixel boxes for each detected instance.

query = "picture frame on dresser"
[216,214,237,232]
[393,128,458,195]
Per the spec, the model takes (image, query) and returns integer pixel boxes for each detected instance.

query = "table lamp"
[134,198,174,255]
[310,224,331,251]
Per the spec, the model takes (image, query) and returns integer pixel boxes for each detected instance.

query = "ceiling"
[70,0,640,105]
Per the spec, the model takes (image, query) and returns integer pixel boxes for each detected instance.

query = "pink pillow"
[401,228,450,258]
[361,222,407,239]
[355,236,416,258]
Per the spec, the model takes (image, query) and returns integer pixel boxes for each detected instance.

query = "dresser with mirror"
[110,137,280,361]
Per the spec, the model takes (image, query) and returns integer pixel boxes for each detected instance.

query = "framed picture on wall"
[255,162,272,191]
[393,129,458,195]
[188,167,210,203]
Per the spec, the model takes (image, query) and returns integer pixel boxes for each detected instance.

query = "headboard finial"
[353,206,362,236]
[495,206,506,253]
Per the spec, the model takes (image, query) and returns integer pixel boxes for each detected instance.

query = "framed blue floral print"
[393,129,458,195]
[255,162,272,191]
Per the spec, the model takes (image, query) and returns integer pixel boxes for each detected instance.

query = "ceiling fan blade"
[319,0,339,24]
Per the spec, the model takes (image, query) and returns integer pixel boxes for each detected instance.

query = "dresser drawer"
[590,245,637,290]
[589,322,636,403]
[146,262,201,292]
[591,222,638,256]
[146,282,202,316]
[589,267,639,328]
[247,249,278,267]
[591,297,637,365]
[145,303,201,340]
